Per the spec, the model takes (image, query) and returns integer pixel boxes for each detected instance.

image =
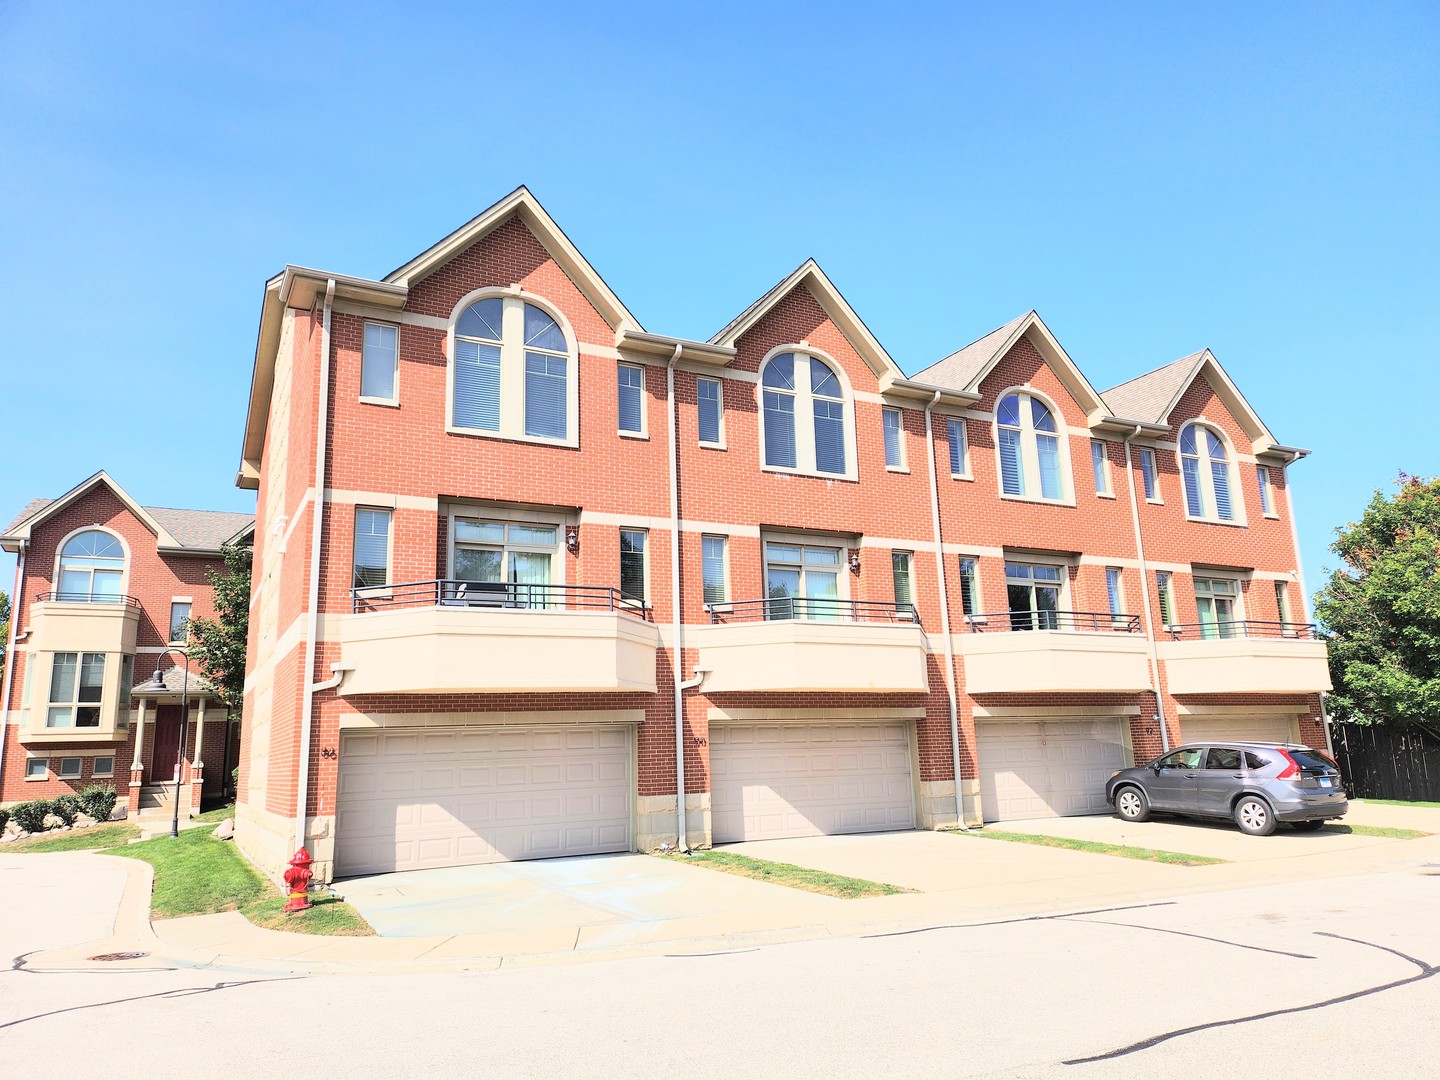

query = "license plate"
[1319,777,1332,788]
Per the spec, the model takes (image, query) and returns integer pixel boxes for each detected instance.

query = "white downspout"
[1280,460,1337,759]
[295,279,335,855]
[1121,427,1169,754]
[665,343,689,851]
[311,663,354,695]
[923,393,965,829]
[0,541,26,791]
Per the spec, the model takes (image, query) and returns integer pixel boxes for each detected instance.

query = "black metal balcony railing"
[1164,620,1320,641]
[351,579,653,621]
[966,609,1143,633]
[37,591,142,608]
[706,597,920,625]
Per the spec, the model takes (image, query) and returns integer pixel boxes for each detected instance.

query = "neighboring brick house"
[234,186,1332,883]
[0,472,253,818]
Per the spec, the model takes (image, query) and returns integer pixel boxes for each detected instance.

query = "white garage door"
[977,717,1127,822]
[1180,715,1298,746]
[335,725,632,876]
[710,722,915,843]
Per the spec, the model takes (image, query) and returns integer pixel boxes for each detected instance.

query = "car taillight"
[1275,748,1300,781]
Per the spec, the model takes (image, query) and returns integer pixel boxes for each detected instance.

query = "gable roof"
[384,185,643,333]
[1100,348,1290,455]
[913,311,1111,420]
[709,259,906,381]
[1,471,254,555]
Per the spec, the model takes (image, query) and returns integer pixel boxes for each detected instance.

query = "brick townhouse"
[233,186,1332,883]
[1,472,253,818]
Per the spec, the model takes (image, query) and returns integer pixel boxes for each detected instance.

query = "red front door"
[151,717,185,782]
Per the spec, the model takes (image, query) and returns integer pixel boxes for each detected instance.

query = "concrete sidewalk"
[12,800,1439,977]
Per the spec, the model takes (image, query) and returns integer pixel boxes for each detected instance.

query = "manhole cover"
[87,952,150,961]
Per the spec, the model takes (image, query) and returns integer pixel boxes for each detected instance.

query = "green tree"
[1314,474,1440,735]
[0,588,9,666]
[185,543,251,712]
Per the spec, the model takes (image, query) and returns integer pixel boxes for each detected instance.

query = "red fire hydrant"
[283,848,313,912]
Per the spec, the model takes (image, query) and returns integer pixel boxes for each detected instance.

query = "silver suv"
[1104,742,1348,836]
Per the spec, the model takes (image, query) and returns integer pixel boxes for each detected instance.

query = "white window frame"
[947,417,971,480]
[1274,579,1291,624]
[92,755,115,779]
[696,376,725,449]
[352,507,393,594]
[701,534,728,606]
[1257,465,1277,517]
[1105,566,1126,627]
[1140,448,1162,503]
[25,757,48,781]
[958,556,982,618]
[446,288,580,449]
[1194,574,1244,637]
[619,528,649,604]
[760,533,851,619]
[617,362,647,438]
[993,388,1074,505]
[882,407,908,471]
[53,526,129,602]
[443,505,569,586]
[1156,571,1175,628]
[756,347,858,481]
[168,599,192,645]
[891,550,916,617]
[1091,439,1114,497]
[1003,559,1070,630]
[359,320,400,406]
[1180,422,1245,525]
[58,756,82,779]
[46,652,106,730]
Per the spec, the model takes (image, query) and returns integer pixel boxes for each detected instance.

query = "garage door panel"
[1181,716,1297,746]
[978,718,1126,823]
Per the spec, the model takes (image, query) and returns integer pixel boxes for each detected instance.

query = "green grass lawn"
[1326,823,1430,840]
[1,823,141,853]
[1355,798,1440,810]
[192,803,237,824]
[665,850,914,898]
[110,827,373,935]
[950,828,1227,866]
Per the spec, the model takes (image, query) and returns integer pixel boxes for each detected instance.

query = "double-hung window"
[451,295,574,444]
[1105,567,1125,627]
[620,530,648,602]
[1091,440,1111,496]
[353,509,392,590]
[958,556,980,617]
[701,535,727,604]
[1005,562,1063,631]
[891,552,914,617]
[883,407,905,469]
[697,377,723,446]
[1180,424,1236,522]
[169,602,191,645]
[760,352,852,478]
[764,542,842,621]
[451,518,556,608]
[1140,448,1160,501]
[1257,465,1275,516]
[58,530,124,602]
[48,653,104,729]
[996,392,1067,501]
[361,322,398,402]
[1195,577,1239,638]
[618,363,645,435]
[947,418,969,478]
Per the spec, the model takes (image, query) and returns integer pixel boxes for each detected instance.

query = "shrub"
[50,795,80,826]
[0,808,9,834]
[10,800,52,834]
[79,786,118,822]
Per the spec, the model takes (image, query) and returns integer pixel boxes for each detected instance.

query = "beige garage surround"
[708,709,920,844]
[974,706,1136,823]
[334,720,635,877]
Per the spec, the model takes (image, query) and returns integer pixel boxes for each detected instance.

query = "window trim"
[58,756,83,780]
[1257,464,1277,518]
[696,375,726,449]
[168,599,193,645]
[882,406,908,472]
[946,417,972,480]
[46,651,106,730]
[352,506,394,594]
[24,757,48,781]
[891,550,916,618]
[1274,579,1291,623]
[52,526,130,601]
[992,387,1076,506]
[1156,570,1175,628]
[756,345,859,482]
[92,754,115,779]
[619,528,649,604]
[760,532,853,618]
[1140,448,1162,503]
[701,534,728,606]
[1003,558,1071,628]
[617,361,648,439]
[442,504,570,586]
[957,555,982,618]
[359,319,401,406]
[1179,421,1246,526]
[1194,574,1245,634]
[1091,439,1114,498]
[445,287,581,449]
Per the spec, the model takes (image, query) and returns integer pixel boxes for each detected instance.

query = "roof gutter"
[1120,423,1170,755]
[923,392,966,828]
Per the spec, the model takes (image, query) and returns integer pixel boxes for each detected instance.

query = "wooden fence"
[1329,722,1440,802]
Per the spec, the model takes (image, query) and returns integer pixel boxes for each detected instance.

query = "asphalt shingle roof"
[911,314,1030,391]
[1100,351,1207,425]
[2,498,253,551]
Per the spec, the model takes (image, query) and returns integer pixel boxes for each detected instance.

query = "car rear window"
[1289,747,1339,771]
[1244,751,1270,770]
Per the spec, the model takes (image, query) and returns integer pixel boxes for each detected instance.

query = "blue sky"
[1,1,1435,605]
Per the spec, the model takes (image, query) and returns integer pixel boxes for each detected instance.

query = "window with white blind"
[697,377,724,446]
[1274,580,1291,623]
[620,530,648,602]
[759,351,854,479]
[702,535,727,604]
[891,551,914,615]
[883,407,905,469]
[449,517,557,608]
[958,556,980,617]
[996,391,1069,502]
[353,508,392,590]
[57,530,125,602]
[1156,571,1175,627]
[449,293,576,445]
[1140,448,1161,501]
[764,541,843,620]
[618,363,645,435]
[1105,567,1125,624]
[47,653,104,728]
[1257,465,1275,516]
[947,418,969,478]
[1091,440,1112,496]
[1180,424,1238,523]
[361,322,399,402]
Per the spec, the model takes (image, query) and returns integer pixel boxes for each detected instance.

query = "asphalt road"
[2,861,1437,1078]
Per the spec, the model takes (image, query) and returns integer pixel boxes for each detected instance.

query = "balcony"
[695,598,929,694]
[337,580,660,696]
[1159,621,1331,695]
[28,592,141,655]
[958,610,1152,694]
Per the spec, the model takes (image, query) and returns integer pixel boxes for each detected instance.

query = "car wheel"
[1289,820,1326,832]
[1115,786,1150,823]
[1234,795,1277,836]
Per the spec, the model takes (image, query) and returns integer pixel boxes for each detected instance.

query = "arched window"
[996,391,1066,501]
[450,294,574,443]
[760,351,851,477]
[1180,423,1235,521]
[58,530,125,602]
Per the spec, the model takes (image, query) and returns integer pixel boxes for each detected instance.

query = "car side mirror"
[1152,763,1163,774]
